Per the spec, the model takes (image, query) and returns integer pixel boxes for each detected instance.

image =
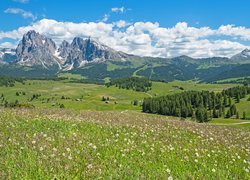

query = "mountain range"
[0,30,250,82]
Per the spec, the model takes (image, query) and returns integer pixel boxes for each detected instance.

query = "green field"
[0,80,237,111]
[0,108,249,179]
[0,80,250,178]
[236,95,250,118]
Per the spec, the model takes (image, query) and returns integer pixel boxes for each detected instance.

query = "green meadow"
[0,79,250,179]
[0,80,237,111]
[0,109,249,179]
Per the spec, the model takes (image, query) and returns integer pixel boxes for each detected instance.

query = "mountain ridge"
[0,30,250,82]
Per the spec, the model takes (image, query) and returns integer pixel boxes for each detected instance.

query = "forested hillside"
[142,86,250,122]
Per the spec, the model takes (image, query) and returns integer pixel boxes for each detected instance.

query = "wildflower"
[87,164,93,169]
[39,147,44,151]
[31,140,36,144]
[51,154,55,158]
[168,176,173,180]
[66,148,70,152]
[212,168,216,173]
[244,168,249,173]
[166,168,171,174]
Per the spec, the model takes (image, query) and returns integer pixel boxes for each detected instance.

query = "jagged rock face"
[60,37,129,69]
[16,30,58,68]
[231,49,250,61]
[64,37,87,69]
[58,40,71,59]
[14,30,130,70]
[240,49,250,58]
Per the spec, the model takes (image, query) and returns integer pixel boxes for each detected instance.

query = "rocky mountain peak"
[71,37,85,49]
[16,30,58,68]
[231,48,250,61]
[2,31,131,70]
[60,36,130,70]
[61,40,70,48]
[241,49,250,56]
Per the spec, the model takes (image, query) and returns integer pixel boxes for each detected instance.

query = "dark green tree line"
[106,77,152,92]
[142,86,250,122]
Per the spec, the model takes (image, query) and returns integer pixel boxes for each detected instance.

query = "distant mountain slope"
[0,30,250,82]
[231,49,250,63]
[0,48,16,63]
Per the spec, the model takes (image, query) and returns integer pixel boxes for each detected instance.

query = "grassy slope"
[1,79,249,127]
[235,95,250,117]
[0,80,236,111]
[0,80,146,111]
[0,109,249,179]
[147,81,236,97]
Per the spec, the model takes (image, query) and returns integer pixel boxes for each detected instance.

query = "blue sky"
[1,0,250,58]
[1,0,250,30]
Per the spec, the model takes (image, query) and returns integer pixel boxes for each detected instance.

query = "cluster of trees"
[142,86,250,122]
[0,76,24,87]
[106,77,152,92]
[133,100,139,106]
[30,94,41,101]
[16,91,26,96]
[1,100,34,108]
[102,96,110,101]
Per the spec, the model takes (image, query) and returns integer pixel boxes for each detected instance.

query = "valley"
[0,79,238,111]
[0,21,250,179]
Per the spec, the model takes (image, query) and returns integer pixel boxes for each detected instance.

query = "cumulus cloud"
[0,18,249,58]
[111,7,125,13]
[0,42,17,49]
[217,25,250,41]
[4,8,36,20]
[113,20,131,28]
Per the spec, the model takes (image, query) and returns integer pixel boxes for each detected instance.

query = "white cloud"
[13,0,29,3]
[0,19,249,58]
[113,20,131,28]
[101,14,109,22]
[0,42,17,49]
[111,7,125,13]
[217,24,250,41]
[4,8,36,20]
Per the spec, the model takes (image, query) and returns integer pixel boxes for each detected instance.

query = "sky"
[0,0,250,58]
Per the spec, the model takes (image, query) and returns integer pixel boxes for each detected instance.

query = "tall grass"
[0,108,249,179]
